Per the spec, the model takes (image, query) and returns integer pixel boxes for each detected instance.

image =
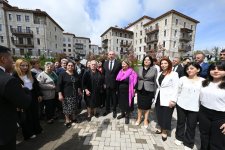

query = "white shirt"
[108,59,115,70]
[21,75,33,90]
[0,66,6,72]
[177,76,204,112]
[200,82,225,111]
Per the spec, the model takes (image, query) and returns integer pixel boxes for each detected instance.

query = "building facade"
[144,10,199,59]
[0,0,64,58]
[90,44,101,55]
[101,27,133,58]
[63,33,75,57]
[125,16,153,60]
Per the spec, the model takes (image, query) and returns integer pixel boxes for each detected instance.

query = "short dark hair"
[183,62,202,77]
[220,49,225,53]
[202,62,225,89]
[183,57,190,62]
[0,46,11,54]
[142,56,154,67]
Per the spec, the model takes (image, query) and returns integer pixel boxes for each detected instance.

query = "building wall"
[63,34,75,57]
[0,4,8,47]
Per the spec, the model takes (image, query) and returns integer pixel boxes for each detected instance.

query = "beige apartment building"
[90,44,101,55]
[63,32,91,58]
[125,16,153,60]
[101,27,133,58]
[144,10,199,59]
[0,0,63,58]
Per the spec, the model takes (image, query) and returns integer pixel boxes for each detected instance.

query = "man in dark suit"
[103,51,121,118]
[195,52,209,78]
[0,46,31,150]
[172,57,184,78]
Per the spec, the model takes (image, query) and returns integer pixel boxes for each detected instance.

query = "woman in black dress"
[13,59,43,140]
[82,60,104,121]
[57,61,81,128]
[136,56,157,128]
[116,59,137,124]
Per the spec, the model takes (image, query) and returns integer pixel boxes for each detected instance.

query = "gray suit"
[137,67,157,92]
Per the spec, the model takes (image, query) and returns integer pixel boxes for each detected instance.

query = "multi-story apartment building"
[74,36,91,58]
[144,10,199,59]
[63,32,75,57]
[62,33,91,58]
[0,0,64,57]
[90,44,101,55]
[101,27,133,58]
[125,16,153,60]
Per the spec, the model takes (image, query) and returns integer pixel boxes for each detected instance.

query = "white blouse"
[21,75,33,90]
[177,76,204,112]
[200,82,225,112]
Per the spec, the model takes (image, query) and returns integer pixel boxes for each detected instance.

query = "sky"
[9,0,225,51]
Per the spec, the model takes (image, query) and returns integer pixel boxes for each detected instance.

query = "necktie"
[109,61,113,71]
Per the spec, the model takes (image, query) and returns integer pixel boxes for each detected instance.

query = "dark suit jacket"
[174,64,184,78]
[200,62,209,78]
[103,59,121,89]
[0,69,31,145]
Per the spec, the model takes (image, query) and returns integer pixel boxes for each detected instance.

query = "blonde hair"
[121,58,131,67]
[15,59,33,82]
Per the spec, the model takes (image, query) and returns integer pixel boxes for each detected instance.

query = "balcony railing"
[145,26,159,35]
[120,42,132,47]
[102,43,108,48]
[12,40,34,48]
[178,46,191,52]
[11,28,33,36]
[180,28,193,33]
[146,37,158,44]
[179,36,192,42]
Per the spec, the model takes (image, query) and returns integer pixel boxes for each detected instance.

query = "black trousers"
[105,88,117,112]
[199,105,225,150]
[0,137,16,150]
[43,99,55,120]
[175,105,198,148]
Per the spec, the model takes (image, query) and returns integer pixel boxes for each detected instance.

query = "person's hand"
[58,94,64,101]
[85,89,91,96]
[38,96,43,102]
[220,123,225,134]
[169,101,176,108]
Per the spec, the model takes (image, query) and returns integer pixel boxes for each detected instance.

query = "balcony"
[11,28,33,37]
[102,43,108,48]
[12,40,34,48]
[145,26,159,35]
[180,28,193,33]
[179,36,192,42]
[146,37,158,44]
[178,45,191,52]
[120,42,132,47]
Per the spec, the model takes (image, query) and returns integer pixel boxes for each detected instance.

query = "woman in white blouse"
[175,62,204,150]
[154,58,179,141]
[199,62,225,150]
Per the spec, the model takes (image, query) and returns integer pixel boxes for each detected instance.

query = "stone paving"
[16,98,201,150]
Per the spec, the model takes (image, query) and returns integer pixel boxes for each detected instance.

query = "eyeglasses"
[20,65,28,67]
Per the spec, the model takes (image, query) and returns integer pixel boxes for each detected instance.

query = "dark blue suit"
[200,62,209,78]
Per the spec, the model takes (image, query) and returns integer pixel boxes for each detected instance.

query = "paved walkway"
[16,98,201,150]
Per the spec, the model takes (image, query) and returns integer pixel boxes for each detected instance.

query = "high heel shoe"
[155,130,162,134]
[162,134,167,141]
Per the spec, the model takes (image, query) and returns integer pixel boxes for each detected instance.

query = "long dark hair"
[183,62,202,77]
[202,61,225,89]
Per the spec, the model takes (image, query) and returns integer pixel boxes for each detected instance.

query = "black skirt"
[155,93,174,130]
[137,89,154,110]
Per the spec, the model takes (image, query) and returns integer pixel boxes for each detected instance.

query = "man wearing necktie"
[0,46,31,150]
[103,51,121,118]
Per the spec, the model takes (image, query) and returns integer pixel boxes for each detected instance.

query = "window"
[0,24,2,31]
[36,27,39,34]
[38,49,41,55]
[63,37,66,42]
[68,49,71,52]
[68,44,71,47]
[120,33,122,37]
[63,49,66,52]
[191,25,193,30]
[173,41,176,48]
[63,44,66,47]
[125,34,127,38]
[55,35,57,40]
[136,33,137,37]
[184,22,186,28]
[55,44,57,49]
[26,27,30,33]
[17,15,21,21]
[17,26,22,32]
[37,38,40,45]
[165,19,167,25]
[117,39,118,44]
[163,41,165,47]
[0,36,3,43]
[141,22,143,26]
[115,32,117,36]
[139,47,141,52]
[18,37,23,44]
[176,19,178,25]
[149,45,151,50]
[8,14,12,20]
[20,49,25,55]
[140,39,142,44]
[174,30,177,37]
[140,30,142,36]
[164,30,166,37]
[27,38,32,45]
[68,38,71,42]
[25,16,29,22]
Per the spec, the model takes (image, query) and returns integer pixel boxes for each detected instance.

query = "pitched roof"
[144,9,200,26]
[125,15,154,29]
[100,27,133,37]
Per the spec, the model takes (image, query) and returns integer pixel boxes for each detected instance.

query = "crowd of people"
[1,45,225,150]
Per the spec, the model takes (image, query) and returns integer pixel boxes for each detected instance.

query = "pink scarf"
[116,68,137,107]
